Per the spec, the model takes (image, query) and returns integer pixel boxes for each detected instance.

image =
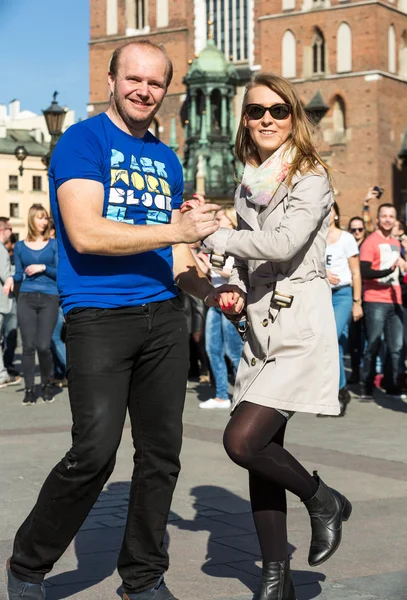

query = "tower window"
[312,29,326,75]
[135,0,146,29]
[126,0,148,31]
[206,0,249,62]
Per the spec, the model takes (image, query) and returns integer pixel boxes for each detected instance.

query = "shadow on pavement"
[348,383,407,413]
[172,485,326,600]
[45,482,325,599]
[45,482,127,599]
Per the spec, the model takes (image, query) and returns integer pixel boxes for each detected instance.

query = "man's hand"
[327,270,340,286]
[397,257,407,272]
[174,203,220,244]
[25,264,45,277]
[3,277,14,296]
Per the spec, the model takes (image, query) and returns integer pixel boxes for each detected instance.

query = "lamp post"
[14,91,67,175]
[42,91,67,168]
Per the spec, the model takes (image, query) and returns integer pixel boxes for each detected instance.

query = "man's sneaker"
[199,398,231,409]
[123,576,178,600]
[6,559,46,599]
[359,384,374,401]
[0,375,22,389]
[385,386,407,400]
[22,389,36,406]
[41,384,55,404]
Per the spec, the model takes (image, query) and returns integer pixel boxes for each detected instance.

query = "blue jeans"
[362,301,403,389]
[2,298,18,374]
[51,307,66,379]
[332,286,353,390]
[205,307,243,400]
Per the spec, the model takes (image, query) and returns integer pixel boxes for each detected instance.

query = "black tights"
[223,401,318,562]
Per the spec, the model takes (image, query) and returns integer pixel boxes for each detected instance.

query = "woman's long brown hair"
[26,204,51,242]
[235,72,332,187]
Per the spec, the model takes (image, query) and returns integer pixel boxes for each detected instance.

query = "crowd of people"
[6,190,403,417]
[0,38,404,600]
[177,187,407,417]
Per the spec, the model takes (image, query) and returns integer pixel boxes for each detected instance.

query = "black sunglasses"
[350,227,364,233]
[245,103,292,121]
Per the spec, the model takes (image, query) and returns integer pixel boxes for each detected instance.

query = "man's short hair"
[0,217,10,227]
[109,41,173,88]
[377,203,397,217]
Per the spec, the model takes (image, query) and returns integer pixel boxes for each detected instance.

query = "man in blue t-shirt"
[7,40,220,600]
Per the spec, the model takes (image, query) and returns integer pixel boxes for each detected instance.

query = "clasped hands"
[181,195,246,315]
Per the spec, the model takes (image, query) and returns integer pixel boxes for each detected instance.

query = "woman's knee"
[223,425,253,468]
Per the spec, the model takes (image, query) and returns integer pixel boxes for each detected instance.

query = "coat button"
[262,319,269,327]
[266,283,272,288]
[251,358,256,366]
[251,286,255,291]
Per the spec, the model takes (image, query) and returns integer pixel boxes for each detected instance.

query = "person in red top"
[360,203,406,399]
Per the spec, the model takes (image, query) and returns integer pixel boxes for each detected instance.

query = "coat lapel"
[235,184,260,231]
[257,182,288,228]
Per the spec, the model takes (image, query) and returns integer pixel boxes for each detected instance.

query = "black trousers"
[17,292,59,388]
[10,298,189,593]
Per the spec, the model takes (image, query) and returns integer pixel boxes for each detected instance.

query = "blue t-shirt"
[14,239,58,296]
[49,113,184,313]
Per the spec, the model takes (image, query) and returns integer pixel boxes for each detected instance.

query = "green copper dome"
[194,39,229,74]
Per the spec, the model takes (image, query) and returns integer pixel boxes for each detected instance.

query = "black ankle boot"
[253,560,296,600]
[303,471,352,567]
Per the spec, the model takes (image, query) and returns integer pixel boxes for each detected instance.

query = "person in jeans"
[5,40,219,600]
[347,215,368,384]
[360,203,406,399]
[324,202,363,416]
[2,233,20,378]
[199,207,244,409]
[3,204,58,405]
[0,218,21,389]
[48,220,67,386]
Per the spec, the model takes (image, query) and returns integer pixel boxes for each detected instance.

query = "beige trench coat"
[204,170,340,416]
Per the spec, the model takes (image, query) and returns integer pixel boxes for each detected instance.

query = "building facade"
[0,100,75,239]
[89,0,407,218]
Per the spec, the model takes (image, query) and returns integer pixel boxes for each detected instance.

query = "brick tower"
[89,0,407,216]
[256,0,407,218]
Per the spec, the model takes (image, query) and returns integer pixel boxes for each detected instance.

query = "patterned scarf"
[241,143,295,207]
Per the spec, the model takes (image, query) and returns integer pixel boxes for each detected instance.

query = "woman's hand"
[326,270,340,286]
[352,302,363,322]
[206,284,246,315]
[180,194,206,214]
[25,264,45,277]
[3,277,14,296]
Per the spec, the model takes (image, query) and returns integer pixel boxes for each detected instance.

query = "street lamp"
[14,91,67,174]
[42,91,67,163]
[14,145,28,176]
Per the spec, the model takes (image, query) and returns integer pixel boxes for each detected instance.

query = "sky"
[0,0,89,120]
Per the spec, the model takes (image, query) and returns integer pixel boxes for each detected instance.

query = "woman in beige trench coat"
[200,74,353,600]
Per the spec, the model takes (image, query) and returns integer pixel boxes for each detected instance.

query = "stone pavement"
[0,377,406,600]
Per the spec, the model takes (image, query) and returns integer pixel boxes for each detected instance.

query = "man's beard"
[113,90,160,131]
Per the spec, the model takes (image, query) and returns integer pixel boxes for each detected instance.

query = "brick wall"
[89,0,407,213]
